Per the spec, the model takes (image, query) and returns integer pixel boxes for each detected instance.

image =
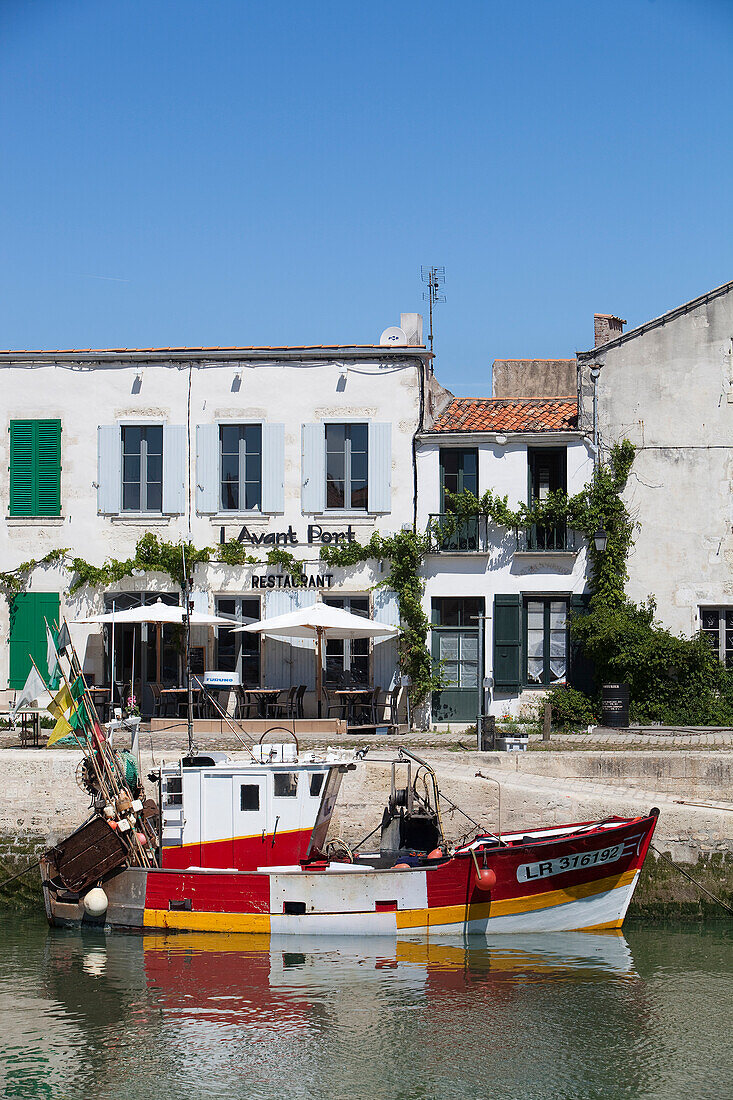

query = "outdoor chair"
[324,688,347,720]
[149,682,162,719]
[374,686,401,726]
[295,684,307,719]
[234,686,257,720]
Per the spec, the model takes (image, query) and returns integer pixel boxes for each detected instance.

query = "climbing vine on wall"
[0,443,636,712]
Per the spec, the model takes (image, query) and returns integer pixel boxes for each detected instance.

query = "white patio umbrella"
[72,599,235,626]
[231,601,399,717]
[71,600,236,699]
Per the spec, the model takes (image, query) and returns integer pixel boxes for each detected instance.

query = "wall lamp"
[593,526,608,552]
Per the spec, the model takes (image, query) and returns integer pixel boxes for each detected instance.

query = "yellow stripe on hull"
[396,868,638,931]
[144,909,271,933]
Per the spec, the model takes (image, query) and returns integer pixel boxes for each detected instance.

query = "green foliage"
[320,529,440,705]
[0,549,69,595]
[443,440,636,610]
[571,597,733,725]
[265,548,302,577]
[536,687,599,730]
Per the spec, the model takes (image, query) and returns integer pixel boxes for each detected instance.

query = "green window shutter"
[568,592,595,695]
[9,421,35,516]
[493,594,521,692]
[35,420,62,516]
[9,419,61,517]
[9,592,60,689]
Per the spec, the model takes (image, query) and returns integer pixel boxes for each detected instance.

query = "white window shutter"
[196,424,219,514]
[97,425,121,514]
[302,423,325,513]
[261,423,285,513]
[368,421,391,513]
[162,425,186,514]
[372,587,400,689]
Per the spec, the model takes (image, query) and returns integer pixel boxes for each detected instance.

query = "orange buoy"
[393,862,411,870]
[136,832,148,845]
[427,848,443,860]
[108,820,118,830]
[474,867,497,891]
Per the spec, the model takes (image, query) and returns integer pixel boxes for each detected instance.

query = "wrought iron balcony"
[428,514,485,553]
[515,524,577,553]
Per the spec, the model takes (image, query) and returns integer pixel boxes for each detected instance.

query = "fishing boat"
[41,735,658,936]
[38,619,658,937]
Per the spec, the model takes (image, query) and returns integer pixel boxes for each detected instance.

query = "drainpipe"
[590,364,601,466]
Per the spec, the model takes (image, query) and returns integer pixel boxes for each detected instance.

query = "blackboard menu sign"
[189,646,206,676]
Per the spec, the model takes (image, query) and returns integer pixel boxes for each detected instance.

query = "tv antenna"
[421,265,445,353]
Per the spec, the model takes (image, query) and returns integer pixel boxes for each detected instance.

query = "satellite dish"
[380,326,408,346]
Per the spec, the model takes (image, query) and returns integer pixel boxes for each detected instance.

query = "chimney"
[400,312,424,346]
[594,313,626,347]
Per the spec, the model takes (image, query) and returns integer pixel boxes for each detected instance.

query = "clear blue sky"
[1,0,731,395]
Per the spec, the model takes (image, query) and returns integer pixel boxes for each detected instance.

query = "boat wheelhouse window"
[274,772,298,798]
[240,784,260,811]
[163,776,182,806]
[309,773,325,797]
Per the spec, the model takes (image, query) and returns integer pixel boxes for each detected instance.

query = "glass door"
[431,597,483,721]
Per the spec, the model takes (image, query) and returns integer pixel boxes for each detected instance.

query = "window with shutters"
[121,426,163,512]
[9,419,61,517]
[220,424,262,511]
[524,597,569,686]
[326,423,368,509]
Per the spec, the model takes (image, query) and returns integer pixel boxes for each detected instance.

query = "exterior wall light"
[593,527,608,552]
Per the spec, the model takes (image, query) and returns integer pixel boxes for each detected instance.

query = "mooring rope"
[651,844,733,916]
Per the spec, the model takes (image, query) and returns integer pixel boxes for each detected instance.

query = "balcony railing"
[428,514,578,554]
[428,514,485,553]
[515,524,577,552]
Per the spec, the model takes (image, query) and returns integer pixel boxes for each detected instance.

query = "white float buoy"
[83,887,108,917]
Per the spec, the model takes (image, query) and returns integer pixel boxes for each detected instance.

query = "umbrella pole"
[316,627,323,719]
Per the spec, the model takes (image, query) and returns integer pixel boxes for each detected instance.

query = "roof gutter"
[0,347,434,366]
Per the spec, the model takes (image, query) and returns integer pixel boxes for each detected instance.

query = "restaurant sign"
[236,523,357,547]
[251,573,334,589]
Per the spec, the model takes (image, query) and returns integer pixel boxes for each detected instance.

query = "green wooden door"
[431,597,482,722]
[9,592,60,689]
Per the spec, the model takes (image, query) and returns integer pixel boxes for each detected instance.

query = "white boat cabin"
[158,746,352,871]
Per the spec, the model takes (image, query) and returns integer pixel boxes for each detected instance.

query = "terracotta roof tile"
[431,397,578,433]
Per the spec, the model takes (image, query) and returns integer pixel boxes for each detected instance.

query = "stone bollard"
[543,698,552,742]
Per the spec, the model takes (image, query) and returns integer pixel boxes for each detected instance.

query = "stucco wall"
[0,352,425,692]
[579,285,733,636]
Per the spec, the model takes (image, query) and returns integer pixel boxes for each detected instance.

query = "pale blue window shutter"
[97,425,121,514]
[302,423,325,513]
[196,424,219,513]
[368,421,391,513]
[261,423,285,513]
[372,587,400,690]
[162,425,186,514]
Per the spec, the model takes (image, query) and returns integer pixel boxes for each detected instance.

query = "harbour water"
[0,914,730,1099]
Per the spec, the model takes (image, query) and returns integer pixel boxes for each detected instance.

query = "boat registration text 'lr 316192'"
[516,843,626,883]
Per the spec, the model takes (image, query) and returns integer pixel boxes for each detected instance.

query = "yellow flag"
[47,684,73,721]
[46,714,73,746]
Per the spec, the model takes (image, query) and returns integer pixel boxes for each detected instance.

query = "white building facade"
[416,398,595,721]
[0,322,432,716]
[577,279,733,651]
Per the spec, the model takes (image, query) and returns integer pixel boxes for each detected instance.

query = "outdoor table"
[245,688,283,718]
[160,687,204,718]
[87,686,111,720]
[333,688,373,725]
